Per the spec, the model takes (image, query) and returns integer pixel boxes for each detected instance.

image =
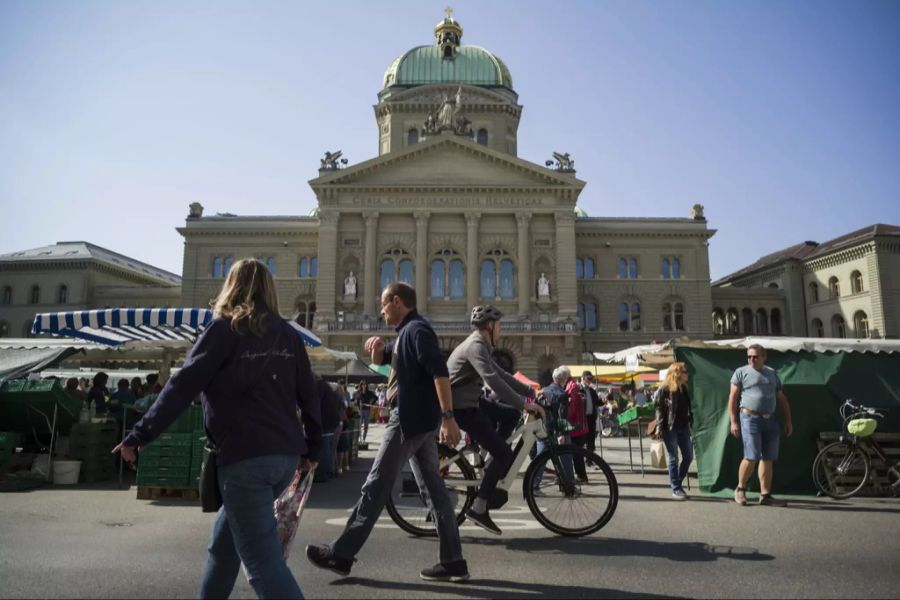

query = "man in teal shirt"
[728,344,793,506]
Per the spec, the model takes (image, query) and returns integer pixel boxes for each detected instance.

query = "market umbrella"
[320,359,387,384]
[368,363,390,378]
[513,371,541,390]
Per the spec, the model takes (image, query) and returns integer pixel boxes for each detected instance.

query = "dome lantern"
[435,7,463,59]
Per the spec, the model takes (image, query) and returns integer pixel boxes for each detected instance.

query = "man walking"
[579,371,600,452]
[352,381,377,442]
[729,344,793,506]
[306,282,469,582]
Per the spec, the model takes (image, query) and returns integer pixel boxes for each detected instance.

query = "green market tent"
[673,337,900,495]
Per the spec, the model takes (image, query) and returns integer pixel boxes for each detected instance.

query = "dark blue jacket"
[124,312,322,466]
[379,311,448,440]
[539,382,570,433]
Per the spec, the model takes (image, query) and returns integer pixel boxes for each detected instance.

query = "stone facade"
[0,242,181,339]
[711,225,900,339]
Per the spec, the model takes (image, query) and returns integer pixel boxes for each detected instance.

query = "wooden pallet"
[136,485,199,501]
[817,432,900,497]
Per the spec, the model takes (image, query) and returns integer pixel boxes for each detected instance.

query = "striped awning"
[31,308,322,348]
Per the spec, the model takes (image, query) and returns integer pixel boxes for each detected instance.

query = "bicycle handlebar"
[841,399,887,420]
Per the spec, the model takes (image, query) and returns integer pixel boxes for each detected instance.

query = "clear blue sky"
[2,0,898,280]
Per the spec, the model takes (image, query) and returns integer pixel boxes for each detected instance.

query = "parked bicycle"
[812,399,900,499]
[385,414,619,537]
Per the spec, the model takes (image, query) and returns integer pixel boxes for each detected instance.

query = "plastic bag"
[274,469,313,560]
[650,440,667,469]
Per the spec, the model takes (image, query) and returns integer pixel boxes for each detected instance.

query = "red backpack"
[565,380,588,437]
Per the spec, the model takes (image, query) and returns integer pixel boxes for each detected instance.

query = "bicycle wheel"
[523,445,618,537]
[812,441,870,499]
[385,443,477,537]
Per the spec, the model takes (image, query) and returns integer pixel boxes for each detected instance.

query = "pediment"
[310,137,584,190]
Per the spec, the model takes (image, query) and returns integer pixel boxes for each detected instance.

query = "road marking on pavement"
[325,505,544,530]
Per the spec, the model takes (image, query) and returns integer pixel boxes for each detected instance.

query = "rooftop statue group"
[424,86,472,136]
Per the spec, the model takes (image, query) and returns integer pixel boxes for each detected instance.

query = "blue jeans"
[331,409,463,565]
[739,411,780,461]
[661,428,693,492]
[198,454,302,600]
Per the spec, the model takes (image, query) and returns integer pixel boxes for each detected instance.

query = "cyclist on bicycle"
[447,304,545,535]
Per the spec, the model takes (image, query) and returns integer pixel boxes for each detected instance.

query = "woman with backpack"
[565,377,590,483]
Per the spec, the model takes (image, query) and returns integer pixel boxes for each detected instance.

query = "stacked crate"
[69,422,118,482]
[0,432,12,471]
[189,404,205,489]
[136,407,195,488]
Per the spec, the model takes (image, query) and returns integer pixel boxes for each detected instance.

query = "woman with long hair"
[654,362,694,500]
[113,258,322,599]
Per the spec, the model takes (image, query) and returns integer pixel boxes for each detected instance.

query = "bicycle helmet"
[470,305,503,327]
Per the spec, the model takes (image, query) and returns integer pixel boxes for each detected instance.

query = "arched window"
[480,249,514,299]
[828,276,840,299]
[664,302,684,331]
[476,128,488,146]
[713,309,725,336]
[266,257,276,275]
[295,302,307,328]
[811,318,824,337]
[449,259,464,298]
[407,128,419,146]
[0,321,8,337]
[726,308,739,334]
[741,308,754,334]
[770,308,782,335]
[299,258,309,278]
[2,286,11,305]
[832,314,847,338]
[584,257,594,279]
[768,282,779,289]
[223,257,233,275]
[310,257,318,278]
[577,303,586,331]
[851,271,864,294]
[808,282,819,303]
[213,257,223,278]
[674,302,684,331]
[854,311,869,338]
[661,256,682,279]
[499,259,514,299]
[672,258,681,279]
[30,285,40,305]
[617,258,627,279]
[58,285,68,304]
[618,301,641,331]
[576,258,583,280]
[307,303,317,328]
[380,248,414,288]
[586,302,598,330]
[430,260,445,299]
[628,258,638,279]
[662,258,670,279]
[755,308,769,335]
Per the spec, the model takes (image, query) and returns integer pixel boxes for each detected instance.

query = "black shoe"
[465,508,502,535]
[420,560,470,583]
[306,544,353,577]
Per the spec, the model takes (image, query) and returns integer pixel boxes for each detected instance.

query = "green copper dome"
[383,45,514,90]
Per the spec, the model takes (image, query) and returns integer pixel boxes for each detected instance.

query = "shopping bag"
[274,469,314,560]
[650,440,667,469]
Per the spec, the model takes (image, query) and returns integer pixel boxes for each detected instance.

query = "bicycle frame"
[439,416,548,493]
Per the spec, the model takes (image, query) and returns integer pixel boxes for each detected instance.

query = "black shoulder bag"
[200,328,283,512]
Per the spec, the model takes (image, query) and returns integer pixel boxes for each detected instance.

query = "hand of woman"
[299,458,318,473]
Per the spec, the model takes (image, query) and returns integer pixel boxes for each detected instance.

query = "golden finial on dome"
[435,8,463,58]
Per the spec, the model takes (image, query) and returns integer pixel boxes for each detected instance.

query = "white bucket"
[52,460,82,485]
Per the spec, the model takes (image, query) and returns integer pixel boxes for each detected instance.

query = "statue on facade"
[426,86,470,135]
[344,271,357,298]
[188,202,204,218]
[538,273,551,298]
[691,203,706,220]
[546,152,575,172]
[320,150,348,171]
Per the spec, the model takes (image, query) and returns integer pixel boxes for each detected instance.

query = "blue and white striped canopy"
[31,308,322,348]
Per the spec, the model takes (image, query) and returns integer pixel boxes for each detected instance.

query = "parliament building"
[176,13,715,382]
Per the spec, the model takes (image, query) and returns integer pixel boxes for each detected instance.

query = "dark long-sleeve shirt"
[124,312,322,466]
[378,310,448,440]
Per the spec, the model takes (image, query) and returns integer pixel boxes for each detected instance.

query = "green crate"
[190,404,203,432]
[0,380,26,393]
[136,474,190,486]
[617,405,656,426]
[148,432,193,447]
[140,454,191,469]
[0,432,12,467]
[163,409,196,434]
[137,464,189,478]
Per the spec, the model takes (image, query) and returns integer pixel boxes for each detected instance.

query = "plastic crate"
[135,474,190,487]
[190,404,203,432]
[140,454,191,469]
[0,432,12,467]
[137,464,190,479]
[149,432,193,447]
[617,405,656,426]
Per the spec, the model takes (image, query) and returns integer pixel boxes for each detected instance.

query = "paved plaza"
[1,425,898,599]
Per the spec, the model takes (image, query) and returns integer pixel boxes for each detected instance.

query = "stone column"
[516,212,532,317]
[314,210,340,325]
[465,212,481,309]
[363,211,379,317]
[554,210,577,318]
[414,211,430,308]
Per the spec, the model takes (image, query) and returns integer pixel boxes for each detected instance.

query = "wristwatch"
[441,410,455,419]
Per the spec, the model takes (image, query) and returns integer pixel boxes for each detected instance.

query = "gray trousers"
[331,409,463,565]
